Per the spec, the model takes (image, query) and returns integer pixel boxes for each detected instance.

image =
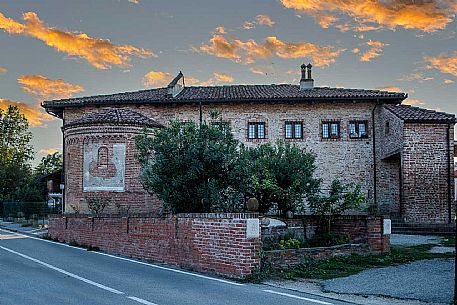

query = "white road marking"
[0,244,161,305]
[0,228,244,287]
[0,245,124,295]
[0,228,86,251]
[263,289,334,305]
[127,296,159,305]
[96,251,245,286]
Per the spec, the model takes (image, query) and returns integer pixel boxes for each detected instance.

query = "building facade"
[42,65,456,224]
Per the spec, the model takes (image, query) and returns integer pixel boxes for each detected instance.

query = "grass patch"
[252,244,454,282]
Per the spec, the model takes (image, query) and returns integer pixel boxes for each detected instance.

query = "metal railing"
[1,201,62,225]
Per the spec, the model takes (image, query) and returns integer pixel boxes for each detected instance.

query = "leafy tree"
[308,179,365,233]
[14,152,63,202]
[136,117,242,213]
[34,152,63,177]
[236,141,320,215]
[0,105,34,201]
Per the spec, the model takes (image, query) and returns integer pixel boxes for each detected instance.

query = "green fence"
[1,201,62,222]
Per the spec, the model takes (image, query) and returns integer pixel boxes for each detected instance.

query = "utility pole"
[454,210,456,304]
[199,100,203,127]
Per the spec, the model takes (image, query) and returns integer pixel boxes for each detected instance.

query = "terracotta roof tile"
[65,108,163,128]
[385,104,455,123]
[43,84,406,109]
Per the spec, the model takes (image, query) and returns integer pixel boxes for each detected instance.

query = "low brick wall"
[262,215,390,253]
[265,244,369,269]
[48,213,260,279]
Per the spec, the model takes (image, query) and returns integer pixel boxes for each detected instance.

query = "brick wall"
[48,213,261,279]
[64,102,377,207]
[261,215,390,253]
[376,107,403,214]
[402,123,455,223]
[61,103,455,224]
[265,244,369,269]
[64,124,162,214]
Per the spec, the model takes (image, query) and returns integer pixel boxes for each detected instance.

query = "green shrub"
[308,180,365,233]
[270,237,303,250]
[308,233,350,247]
[235,141,320,215]
[135,117,242,213]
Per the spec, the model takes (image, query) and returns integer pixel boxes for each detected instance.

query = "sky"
[0,0,456,164]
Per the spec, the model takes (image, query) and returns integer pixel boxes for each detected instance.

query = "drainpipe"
[62,117,66,214]
[446,123,451,223]
[371,102,378,209]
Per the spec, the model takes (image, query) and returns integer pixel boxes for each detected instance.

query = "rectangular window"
[322,121,340,139]
[285,121,303,139]
[349,121,368,139]
[247,122,266,139]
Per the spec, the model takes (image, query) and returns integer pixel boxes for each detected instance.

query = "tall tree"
[0,105,34,201]
[14,152,63,202]
[136,118,242,213]
[235,141,321,215]
[34,152,63,177]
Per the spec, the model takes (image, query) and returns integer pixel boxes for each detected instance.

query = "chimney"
[167,71,184,97]
[300,63,314,90]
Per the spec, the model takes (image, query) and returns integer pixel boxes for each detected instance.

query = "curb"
[0,223,48,236]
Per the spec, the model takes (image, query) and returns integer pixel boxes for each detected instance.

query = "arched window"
[97,146,108,167]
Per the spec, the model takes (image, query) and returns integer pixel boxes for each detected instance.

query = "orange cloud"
[188,72,235,86]
[128,0,140,3]
[213,72,234,83]
[403,99,425,106]
[443,79,455,84]
[143,71,173,87]
[359,40,387,62]
[314,13,339,28]
[0,98,54,127]
[39,148,60,155]
[0,67,7,74]
[398,72,433,82]
[242,22,255,30]
[255,15,275,27]
[215,26,227,34]
[280,0,457,32]
[18,75,84,101]
[376,86,401,92]
[335,23,352,32]
[425,52,457,77]
[243,15,275,29]
[249,67,268,75]
[185,77,205,86]
[196,35,241,62]
[143,71,234,87]
[354,25,383,32]
[0,11,154,69]
[196,34,343,66]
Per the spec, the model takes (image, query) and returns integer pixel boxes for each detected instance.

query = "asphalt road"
[0,229,355,305]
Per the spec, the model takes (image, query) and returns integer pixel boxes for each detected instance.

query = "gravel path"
[322,258,455,304]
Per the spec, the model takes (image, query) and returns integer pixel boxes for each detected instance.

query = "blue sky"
[0,0,456,163]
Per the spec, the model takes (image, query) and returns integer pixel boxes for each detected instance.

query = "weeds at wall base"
[245,244,455,282]
[41,235,100,252]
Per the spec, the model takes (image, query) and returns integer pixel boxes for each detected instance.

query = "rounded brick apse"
[62,108,164,215]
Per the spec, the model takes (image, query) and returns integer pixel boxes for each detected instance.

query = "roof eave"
[403,119,456,124]
[42,95,406,110]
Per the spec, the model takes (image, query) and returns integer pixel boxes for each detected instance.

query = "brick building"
[42,65,456,224]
